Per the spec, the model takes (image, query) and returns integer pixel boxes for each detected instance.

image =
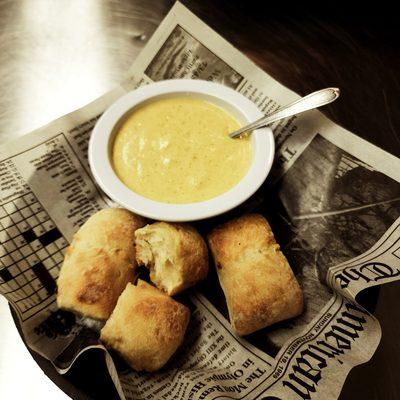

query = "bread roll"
[100,280,190,371]
[57,208,145,320]
[208,214,303,336]
[135,222,208,295]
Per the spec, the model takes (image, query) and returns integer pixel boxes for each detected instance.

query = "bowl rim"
[89,79,274,221]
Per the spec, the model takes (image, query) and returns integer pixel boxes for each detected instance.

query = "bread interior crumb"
[136,227,182,294]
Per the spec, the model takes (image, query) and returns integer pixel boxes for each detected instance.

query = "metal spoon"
[229,87,340,139]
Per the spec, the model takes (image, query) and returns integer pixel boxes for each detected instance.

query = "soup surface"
[112,96,252,203]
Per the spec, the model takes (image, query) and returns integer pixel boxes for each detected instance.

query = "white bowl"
[89,80,274,221]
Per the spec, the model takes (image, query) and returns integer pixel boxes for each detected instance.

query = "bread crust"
[57,208,146,320]
[208,214,303,336]
[100,280,190,371]
[135,222,209,295]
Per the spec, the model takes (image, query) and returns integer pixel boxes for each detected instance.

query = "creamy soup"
[112,96,252,203]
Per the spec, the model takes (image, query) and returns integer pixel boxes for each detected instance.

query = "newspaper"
[1,2,400,399]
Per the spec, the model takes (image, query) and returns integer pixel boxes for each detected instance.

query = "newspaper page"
[1,2,400,399]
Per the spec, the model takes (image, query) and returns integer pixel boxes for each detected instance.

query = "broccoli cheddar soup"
[112,97,252,203]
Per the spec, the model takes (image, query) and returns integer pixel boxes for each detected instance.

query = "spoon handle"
[229,87,340,139]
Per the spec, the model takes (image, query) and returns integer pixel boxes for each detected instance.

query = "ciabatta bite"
[57,208,145,320]
[208,214,303,336]
[100,280,190,371]
[135,222,208,295]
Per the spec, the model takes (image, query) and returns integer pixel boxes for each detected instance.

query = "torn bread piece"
[208,214,303,336]
[57,208,146,320]
[135,222,208,295]
[100,280,190,372]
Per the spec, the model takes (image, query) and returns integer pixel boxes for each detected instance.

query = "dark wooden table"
[1,1,399,399]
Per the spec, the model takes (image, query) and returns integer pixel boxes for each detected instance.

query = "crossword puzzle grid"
[0,192,69,321]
